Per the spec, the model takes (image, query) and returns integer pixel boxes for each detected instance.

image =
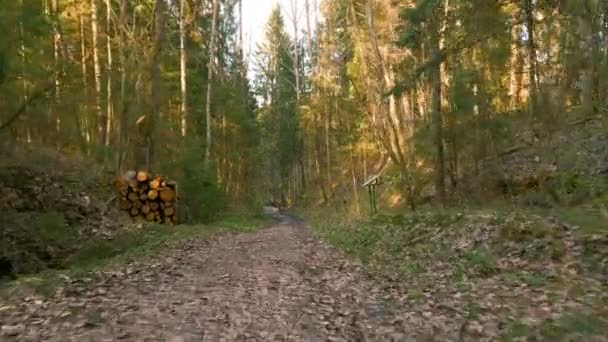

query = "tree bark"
[90,0,104,144]
[577,11,594,114]
[51,0,62,141]
[179,0,188,137]
[292,0,300,100]
[205,0,219,166]
[117,0,128,171]
[79,14,90,144]
[137,0,165,171]
[432,0,449,206]
[105,0,113,146]
[304,0,314,62]
[524,0,537,116]
[509,7,523,109]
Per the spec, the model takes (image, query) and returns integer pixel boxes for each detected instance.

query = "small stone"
[2,324,25,337]
[465,320,484,335]
[117,331,131,339]
[167,335,186,342]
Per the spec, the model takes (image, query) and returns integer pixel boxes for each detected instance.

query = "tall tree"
[90,0,104,144]
[179,0,188,137]
[205,0,219,165]
[255,6,301,203]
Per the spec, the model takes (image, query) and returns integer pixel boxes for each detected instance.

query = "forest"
[1,0,607,340]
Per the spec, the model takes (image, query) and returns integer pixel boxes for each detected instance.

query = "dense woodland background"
[1,0,607,216]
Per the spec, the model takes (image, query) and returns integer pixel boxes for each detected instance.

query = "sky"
[241,0,314,69]
[241,0,278,58]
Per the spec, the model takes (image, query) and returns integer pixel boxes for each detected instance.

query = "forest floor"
[1,208,607,341]
[1,211,432,341]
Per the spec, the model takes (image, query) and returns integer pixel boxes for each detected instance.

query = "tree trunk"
[90,0,104,144]
[79,14,90,145]
[292,0,300,100]
[179,0,188,137]
[350,147,361,216]
[432,0,449,206]
[105,0,113,146]
[304,0,314,62]
[509,7,523,109]
[432,54,446,206]
[524,0,537,116]
[205,0,219,166]
[117,0,128,171]
[577,12,594,114]
[137,0,165,171]
[51,0,62,143]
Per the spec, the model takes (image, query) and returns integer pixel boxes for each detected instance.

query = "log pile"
[115,171,177,225]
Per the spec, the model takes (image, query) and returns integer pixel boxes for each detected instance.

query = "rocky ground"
[1,214,425,342]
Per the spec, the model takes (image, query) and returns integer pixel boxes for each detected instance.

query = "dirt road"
[1,214,423,341]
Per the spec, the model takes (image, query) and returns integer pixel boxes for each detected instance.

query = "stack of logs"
[115,170,177,225]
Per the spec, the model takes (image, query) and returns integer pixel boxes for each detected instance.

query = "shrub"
[171,140,227,223]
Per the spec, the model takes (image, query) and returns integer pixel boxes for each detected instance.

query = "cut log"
[159,188,175,202]
[127,192,139,202]
[150,178,161,189]
[123,170,137,181]
[117,170,177,225]
[163,207,175,217]
[136,170,148,182]
[147,189,158,200]
[114,177,127,191]
[118,198,132,210]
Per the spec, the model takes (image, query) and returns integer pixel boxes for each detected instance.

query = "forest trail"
[2,214,417,341]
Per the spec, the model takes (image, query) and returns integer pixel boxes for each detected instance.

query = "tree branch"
[388,33,497,97]
[0,82,54,132]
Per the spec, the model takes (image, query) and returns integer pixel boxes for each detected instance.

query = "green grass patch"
[214,209,273,232]
[540,311,607,338]
[461,248,497,277]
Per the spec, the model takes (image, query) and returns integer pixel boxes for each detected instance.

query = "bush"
[1,211,77,275]
[171,141,227,223]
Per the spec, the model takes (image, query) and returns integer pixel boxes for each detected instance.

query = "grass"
[1,209,272,298]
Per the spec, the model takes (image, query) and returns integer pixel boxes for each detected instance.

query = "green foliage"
[461,248,497,277]
[214,209,272,232]
[254,5,302,200]
[172,139,227,223]
[539,312,607,338]
[1,211,77,274]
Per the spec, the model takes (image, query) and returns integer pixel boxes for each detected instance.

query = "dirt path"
[1,215,424,341]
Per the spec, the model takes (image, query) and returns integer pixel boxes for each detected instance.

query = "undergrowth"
[300,206,608,339]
